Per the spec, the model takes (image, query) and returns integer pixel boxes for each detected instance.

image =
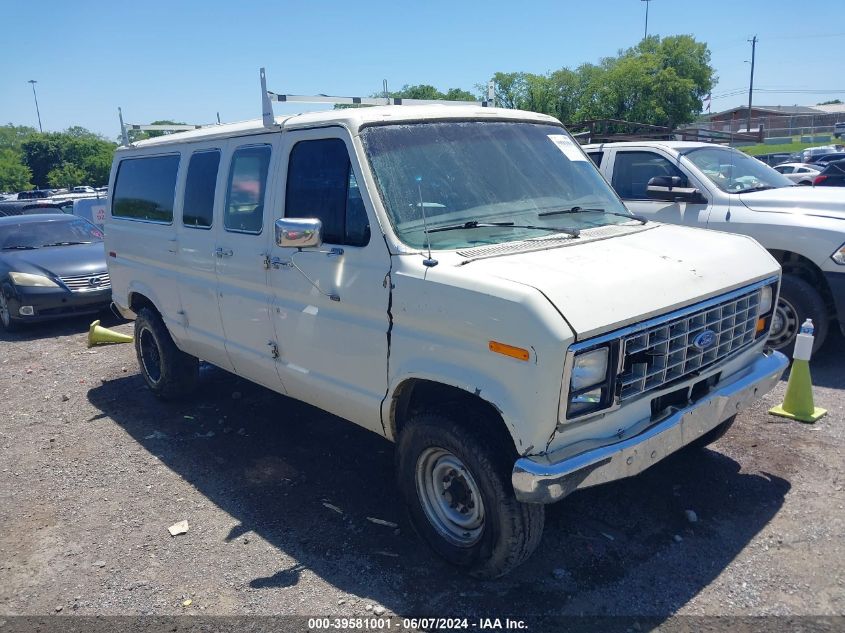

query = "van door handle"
[214,247,234,258]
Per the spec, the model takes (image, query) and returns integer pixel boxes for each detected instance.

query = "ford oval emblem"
[693,330,717,351]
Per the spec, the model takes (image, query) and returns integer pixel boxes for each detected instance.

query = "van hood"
[738,186,845,220]
[466,224,779,340]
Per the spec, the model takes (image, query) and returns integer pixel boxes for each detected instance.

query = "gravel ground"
[1,315,843,621]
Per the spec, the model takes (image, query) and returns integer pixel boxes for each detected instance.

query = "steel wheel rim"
[415,447,485,547]
[139,327,162,384]
[0,294,9,327]
[769,297,799,350]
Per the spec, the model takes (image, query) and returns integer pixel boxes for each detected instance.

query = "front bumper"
[4,285,111,323]
[824,271,845,336]
[512,350,788,504]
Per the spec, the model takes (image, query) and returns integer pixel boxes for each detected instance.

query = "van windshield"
[682,146,793,193]
[359,121,633,250]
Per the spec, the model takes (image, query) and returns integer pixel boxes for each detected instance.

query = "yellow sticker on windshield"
[548,134,587,162]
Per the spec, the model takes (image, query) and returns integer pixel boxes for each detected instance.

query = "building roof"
[122,105,560,150]
[703,105,823,119]
[814,103,845,114]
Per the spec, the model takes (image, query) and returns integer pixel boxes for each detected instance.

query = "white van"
[106,89,787,577]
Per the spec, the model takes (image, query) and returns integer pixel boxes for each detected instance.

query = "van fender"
[383,359,535,453]
[126,280,185,335]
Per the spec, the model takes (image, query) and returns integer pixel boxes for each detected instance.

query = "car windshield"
[0,218,103,250]
[682,146,794,193]
[359,121,633,250]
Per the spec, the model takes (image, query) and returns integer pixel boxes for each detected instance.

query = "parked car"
[834,122,845,139]
[0,200,70,217]
[0,214,111,331]
[813,159,845,187]
[754,152,793,167]
[802,146,843,163]
[773,162,821,185]
[585,141,845,354]
[805,151,845,165]
[105,100,787,577]
[16,189,52,200]
[71,186,96,194]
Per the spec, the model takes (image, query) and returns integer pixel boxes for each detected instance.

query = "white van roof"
[124,106,561,150]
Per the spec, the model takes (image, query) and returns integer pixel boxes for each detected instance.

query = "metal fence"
[694,112,845,139]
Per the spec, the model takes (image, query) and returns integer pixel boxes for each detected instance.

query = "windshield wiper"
[1,245,38,250]
[538,206,647,224]
[538,206,605,217]
[40,241,92,247]
[426,221,579,238]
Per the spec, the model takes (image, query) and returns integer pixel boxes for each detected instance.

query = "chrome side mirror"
[275,218,322,249]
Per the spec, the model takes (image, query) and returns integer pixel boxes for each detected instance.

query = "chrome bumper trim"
[512,351,788,504]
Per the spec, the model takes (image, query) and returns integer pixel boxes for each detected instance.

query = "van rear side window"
[183,150,220,229]
[225,145,271,234]
[112,154,180,223]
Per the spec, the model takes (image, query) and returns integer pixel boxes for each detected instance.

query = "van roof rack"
[260,68,495,127]
[118,107,213,146]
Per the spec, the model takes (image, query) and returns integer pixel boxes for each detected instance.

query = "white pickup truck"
[585,141,845,354]
[105,99,787,577]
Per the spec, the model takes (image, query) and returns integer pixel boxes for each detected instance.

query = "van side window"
[182,150,220,229]
[112,154,180,223]
[611,151,687,200]
[225,145,271,234]
[587,151,603,167]
[285,139,370,247]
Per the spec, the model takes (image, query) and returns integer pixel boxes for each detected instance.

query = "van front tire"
[396,412,544,579]
[134,307,199,400]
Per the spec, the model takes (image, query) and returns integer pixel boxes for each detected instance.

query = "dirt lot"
[1,315,843,623]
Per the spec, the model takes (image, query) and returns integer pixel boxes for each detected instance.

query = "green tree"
[47,162,87,189]
[817,99,842,105]
[127,120,188,143]
[335,84,479,109]
[0,149,33,192]
[20,128,115,187]
[0,124,38,151]
[489,34,715,128]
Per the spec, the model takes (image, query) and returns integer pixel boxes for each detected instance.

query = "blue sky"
[2,0,843,138]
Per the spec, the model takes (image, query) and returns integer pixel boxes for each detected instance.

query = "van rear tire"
[134,307,199,400]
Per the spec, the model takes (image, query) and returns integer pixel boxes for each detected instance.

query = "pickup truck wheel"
[685,415,736,451]
[134,307,199,400]
[768,274,828,355]
[396,412,544,579]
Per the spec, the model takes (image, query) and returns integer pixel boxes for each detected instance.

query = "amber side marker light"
[756,317,768,334]
[489,341,530,361]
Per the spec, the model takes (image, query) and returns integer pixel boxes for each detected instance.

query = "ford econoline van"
[106,89,787,577]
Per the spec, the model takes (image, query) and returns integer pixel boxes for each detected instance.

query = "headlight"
[8,272,59,288]
[758,285,773,315]
[571,347,609,390]
[564,345,615,420]
[832,243,845,265]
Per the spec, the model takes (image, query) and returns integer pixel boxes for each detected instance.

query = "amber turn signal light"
[489,341,530,361]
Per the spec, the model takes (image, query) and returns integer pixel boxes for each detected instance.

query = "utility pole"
[28,80,42,133]
[746,35,757,135]
[641,0,652,40]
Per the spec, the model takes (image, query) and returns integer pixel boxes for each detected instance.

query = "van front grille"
[618,287,762,401]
